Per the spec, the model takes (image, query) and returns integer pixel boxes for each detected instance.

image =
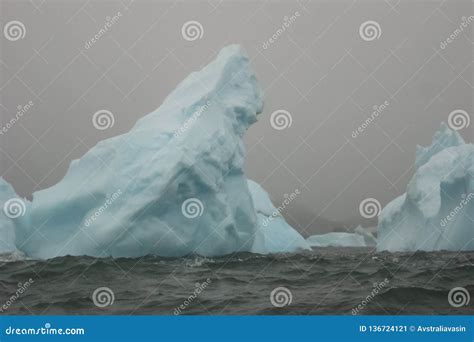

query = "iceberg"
[306,226,376,248]
[0,178,22,254]
[414,122,465,169]
[248,180,310,253]
[354,225,377,246]
[377,123,474,252]
[1,45,309,259]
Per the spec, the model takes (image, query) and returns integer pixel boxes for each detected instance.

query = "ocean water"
[0,248,472,315]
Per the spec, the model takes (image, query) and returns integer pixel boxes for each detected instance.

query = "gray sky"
[0,0,472,235]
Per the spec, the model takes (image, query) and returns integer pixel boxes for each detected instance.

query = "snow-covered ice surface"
[377,123,474,252]
[0,45,309,259]
[306,226,376,248]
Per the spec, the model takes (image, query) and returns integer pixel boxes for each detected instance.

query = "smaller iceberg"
[354,225,377,246]
[377,123,474,252]
[248,180,310,253]
[306,226,376,248]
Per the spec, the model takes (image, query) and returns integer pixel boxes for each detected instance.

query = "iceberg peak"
[415,122,465,169]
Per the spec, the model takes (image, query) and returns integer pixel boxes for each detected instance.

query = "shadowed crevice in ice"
[0,45,309,259]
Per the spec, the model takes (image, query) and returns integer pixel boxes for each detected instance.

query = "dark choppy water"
[0,248,473,315]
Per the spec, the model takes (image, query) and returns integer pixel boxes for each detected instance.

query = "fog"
[1,0,472,235]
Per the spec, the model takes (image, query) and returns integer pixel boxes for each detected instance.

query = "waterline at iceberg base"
[1,249,473,315]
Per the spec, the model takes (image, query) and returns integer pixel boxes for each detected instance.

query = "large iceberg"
[377,123,474,252]
[306,226,376,248]
[1,45,309,259]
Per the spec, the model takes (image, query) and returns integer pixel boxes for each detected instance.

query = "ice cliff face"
[1,45,308,259]
[377,123,474,252]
